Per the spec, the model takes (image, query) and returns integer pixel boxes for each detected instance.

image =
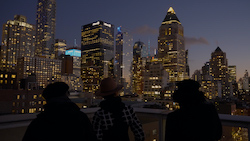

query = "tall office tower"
[115,26,133,94]
[210,47,230,97]
[158,7,187,82]
[17,56,62,88]
[35,0,56,59]
[132,41,145,96]
[81,21,114,93]
[228,65,236,83]
[243,70,249,91]
[143,58,169,100]
[0,15,35,72]
[54,39,66,58]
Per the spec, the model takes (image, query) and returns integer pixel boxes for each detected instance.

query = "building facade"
[132,41,145,96]
[157,7,187,82]
[209,47,231,97]
[143,58,169,100]
[81,21,114,93]
[17,56,62,88]
[54,39,67,59]
[0,15,35,72]
[115,26,133,95]
[63,48,83,92]
[35,0,56,59]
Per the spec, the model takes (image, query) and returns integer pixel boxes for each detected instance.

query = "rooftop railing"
[0,108,250,141]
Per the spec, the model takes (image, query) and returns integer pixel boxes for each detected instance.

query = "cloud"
[131,25,158,35]
[185,37,209,48]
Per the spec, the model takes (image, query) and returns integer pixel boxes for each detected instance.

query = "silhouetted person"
[92,77,145,141]
[22,82,96,141]
[165,79,222,141]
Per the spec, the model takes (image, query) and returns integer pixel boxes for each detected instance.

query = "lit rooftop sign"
[65,49,81,57]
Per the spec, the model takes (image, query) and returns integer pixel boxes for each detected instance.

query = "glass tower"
[81,21,114,93]
[158,7,187,82]
[0,15,35,72]
[115,26,133,94]
[132,41,145,95]
[35,0,56,59]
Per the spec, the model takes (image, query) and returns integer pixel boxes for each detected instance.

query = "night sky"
[1,0,250,80]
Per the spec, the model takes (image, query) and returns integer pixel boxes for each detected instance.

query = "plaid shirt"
[92,105,145,141]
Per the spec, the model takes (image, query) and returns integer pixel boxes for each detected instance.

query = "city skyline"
[1,0,250,80]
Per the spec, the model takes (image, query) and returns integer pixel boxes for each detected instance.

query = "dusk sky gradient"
[1,0,250,80]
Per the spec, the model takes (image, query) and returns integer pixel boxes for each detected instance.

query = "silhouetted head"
[95,77,123,99]
[173,79,205,106]
[42,82,69,100]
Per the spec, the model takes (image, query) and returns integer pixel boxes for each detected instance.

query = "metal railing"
[0,108,250,141]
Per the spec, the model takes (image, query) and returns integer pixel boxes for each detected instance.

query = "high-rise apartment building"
[132,41,145,96]
[115,26,133,92]
[0,15,35,72]
[35,0,56,59]
[81,21,114,93]
[54,39,67,58]
[158,7,187,82]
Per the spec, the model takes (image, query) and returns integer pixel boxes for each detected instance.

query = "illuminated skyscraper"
[0,15,35,72]
[81,21,114,93]
[132,41,145,95]
[115,26,133,94]
[35,0,56,59]
[158,7,187,82]
[210,47,230,97]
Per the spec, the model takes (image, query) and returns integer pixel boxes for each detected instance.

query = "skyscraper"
[210,47,230,97]
[158,7,187,82]
[81,21,114,93]
[0,15,35,72]
[132,41,145,96]
[35,0,56,59]
[115,26,133,92]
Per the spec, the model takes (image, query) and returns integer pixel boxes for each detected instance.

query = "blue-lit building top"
[65,49,81,57]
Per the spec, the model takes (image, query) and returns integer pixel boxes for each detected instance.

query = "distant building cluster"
[0,0,249,120]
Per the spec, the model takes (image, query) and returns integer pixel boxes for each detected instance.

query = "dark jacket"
[92,97,144,141]
[22,99,96,141]
[165,102,222,141]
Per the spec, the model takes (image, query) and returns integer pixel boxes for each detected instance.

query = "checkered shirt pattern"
[92,105,145,141]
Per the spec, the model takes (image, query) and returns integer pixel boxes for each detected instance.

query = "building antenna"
[74,39,77,47]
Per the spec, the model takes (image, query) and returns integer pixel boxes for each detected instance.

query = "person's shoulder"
[167,109,181,117]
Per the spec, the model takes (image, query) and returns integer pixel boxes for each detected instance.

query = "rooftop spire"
[167,7,176,14]
[162,7,180,25]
